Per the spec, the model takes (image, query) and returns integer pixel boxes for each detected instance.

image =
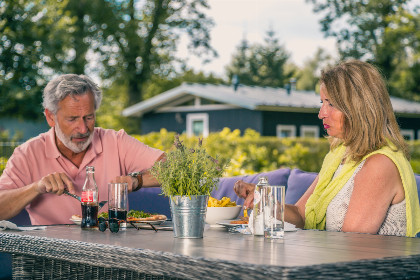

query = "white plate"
[217,220,249,228]
[70,218,81,225]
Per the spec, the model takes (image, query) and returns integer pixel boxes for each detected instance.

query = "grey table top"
[1,223,420,279]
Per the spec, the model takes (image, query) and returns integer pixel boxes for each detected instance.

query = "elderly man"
[0,74,164,225]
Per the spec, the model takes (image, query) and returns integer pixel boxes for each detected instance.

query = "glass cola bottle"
[81,166,99,229]
[252,176,268,236]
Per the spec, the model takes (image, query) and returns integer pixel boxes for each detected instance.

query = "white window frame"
[300,125,319,138]
[186,113,209,137]
[276,125,296,138]
[400,129,414,141]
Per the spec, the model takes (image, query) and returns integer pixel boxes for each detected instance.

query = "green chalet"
[122,83,420,140]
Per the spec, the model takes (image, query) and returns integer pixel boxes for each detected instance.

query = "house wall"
[261,111,324,137]
[141,109,263,135]
[141,109,420,139]
[396,116,420,140]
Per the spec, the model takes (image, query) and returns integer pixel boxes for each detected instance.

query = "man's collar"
[45,127,61,159]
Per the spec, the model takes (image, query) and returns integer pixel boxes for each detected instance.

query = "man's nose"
[76,119,89,134]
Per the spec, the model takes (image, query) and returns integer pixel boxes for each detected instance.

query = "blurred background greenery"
[1,0,420,132]
[1,0,420,175]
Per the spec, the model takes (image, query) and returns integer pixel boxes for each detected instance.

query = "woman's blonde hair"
[320,60,409,162]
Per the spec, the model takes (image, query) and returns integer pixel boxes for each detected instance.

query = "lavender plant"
[151,135,227,197]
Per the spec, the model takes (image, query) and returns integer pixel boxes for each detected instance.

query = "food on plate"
[230,215,249,224]
[208,196,237,207]
[71,210,166,223]
[230,220,248,224]
[126,210,167,222]
[98,212,108,219]
[71,214,81,221]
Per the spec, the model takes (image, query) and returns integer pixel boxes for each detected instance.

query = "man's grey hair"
[42,74,102,114]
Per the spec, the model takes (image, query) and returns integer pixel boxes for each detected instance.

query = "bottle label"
[81,191,93,202]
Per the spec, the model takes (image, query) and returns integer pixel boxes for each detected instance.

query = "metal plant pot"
[170,195,209,238]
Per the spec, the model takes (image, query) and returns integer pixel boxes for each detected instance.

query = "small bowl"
[205,205,242,225]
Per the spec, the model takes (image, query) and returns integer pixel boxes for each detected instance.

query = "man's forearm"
[0,184,39,220]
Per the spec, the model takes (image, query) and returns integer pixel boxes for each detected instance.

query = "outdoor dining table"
[0,222,419,279]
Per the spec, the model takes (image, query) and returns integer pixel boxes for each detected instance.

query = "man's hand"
[111,176,137,192]
[35,172,75,195]
[233,180,256,209]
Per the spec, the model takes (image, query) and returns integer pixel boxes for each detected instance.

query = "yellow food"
[208,196,237,207]
[243,208,248,218]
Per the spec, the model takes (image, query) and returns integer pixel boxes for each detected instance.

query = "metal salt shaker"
[252,176,268,236]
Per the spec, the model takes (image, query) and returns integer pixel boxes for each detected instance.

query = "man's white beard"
[55,122,93,154]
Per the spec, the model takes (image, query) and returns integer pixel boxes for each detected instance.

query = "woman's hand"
[233,180,256,209]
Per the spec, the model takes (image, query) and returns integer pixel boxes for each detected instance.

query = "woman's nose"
[318,105,326,120]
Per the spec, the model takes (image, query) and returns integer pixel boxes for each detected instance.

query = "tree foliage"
[0,0,217,119]
[94,0,217,105]
[307,0,420,99]
[295,48,334,91]
[95,69,224,134]
[225,30,294,88]
[0,0,72,119]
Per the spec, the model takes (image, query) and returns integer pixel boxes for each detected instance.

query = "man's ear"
[45,109,56,128]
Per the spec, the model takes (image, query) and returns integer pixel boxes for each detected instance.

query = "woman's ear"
[44,109,56,128]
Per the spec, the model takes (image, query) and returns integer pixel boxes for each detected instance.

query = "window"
[276,125,296,138]
[186,113,209,137]
[300,125,319,138]
[400,129,414,141]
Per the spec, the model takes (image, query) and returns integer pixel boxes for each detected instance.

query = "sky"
[177,0,338,79]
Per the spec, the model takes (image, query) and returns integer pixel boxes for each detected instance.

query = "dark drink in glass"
[81,203,99,229]
[108,208,127,222]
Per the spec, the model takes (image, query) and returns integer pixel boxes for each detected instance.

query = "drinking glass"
[108,183,128,228]
[263,185,285,239]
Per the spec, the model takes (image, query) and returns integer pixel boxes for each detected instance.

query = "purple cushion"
[415,174,420,203]
[285,168,318,204]
[128,187,171,218]
[211,168,291,208]
[9,209,31,226]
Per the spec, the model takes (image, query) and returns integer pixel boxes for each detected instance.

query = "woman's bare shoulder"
[355,153,403,202]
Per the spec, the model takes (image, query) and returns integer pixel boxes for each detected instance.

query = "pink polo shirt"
[0,127,164,225]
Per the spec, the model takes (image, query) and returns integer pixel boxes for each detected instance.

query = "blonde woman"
[234,60,420,237]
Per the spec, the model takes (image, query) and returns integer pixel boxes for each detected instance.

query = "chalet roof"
[122,83,420,117]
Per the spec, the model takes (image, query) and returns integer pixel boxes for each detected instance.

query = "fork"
[64,190,107,210]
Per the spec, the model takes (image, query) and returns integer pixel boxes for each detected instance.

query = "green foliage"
[1,0,217,120]
[143,69,225,100]
[0,157,7,175]
[295,48,335,91]
[0,0,71,119]
[96,82,138,133]
[0,130,23,175]
[137,128,331,176]
[225,29,294,88]
[96,0,217,105]
[137,128,420,175]
[150,135,227,197]
[307,0,420,100]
